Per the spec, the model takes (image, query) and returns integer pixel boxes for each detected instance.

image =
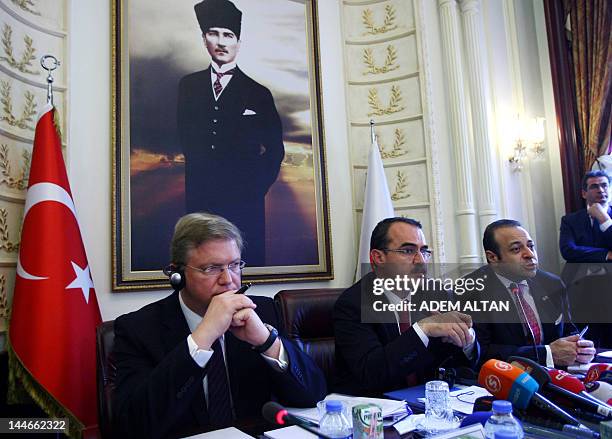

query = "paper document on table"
[181,427,254,438]
[393,414,425,435]
[264,425,317,439]
[288,393,407,425]
[417,385,492,415]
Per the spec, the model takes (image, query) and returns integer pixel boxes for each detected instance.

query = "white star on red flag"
[65,261,94,304]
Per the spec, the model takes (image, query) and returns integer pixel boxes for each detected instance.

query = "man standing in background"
[177,0,285,266]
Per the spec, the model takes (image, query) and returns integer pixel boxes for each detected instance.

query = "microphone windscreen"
[262,401,286,425]
[478,359,538,409]
[585,381,612,406]
[585,364,612,383]
[460,411,493,427]
[479,359,524,399]
[547,369,586,392]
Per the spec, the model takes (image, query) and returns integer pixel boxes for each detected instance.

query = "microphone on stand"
[262,401,334,439]
[508,355,612,419]
[585,381,612,406]
[478,359,589,429]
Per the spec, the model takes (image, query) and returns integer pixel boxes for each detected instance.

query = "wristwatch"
[252,324,278,353]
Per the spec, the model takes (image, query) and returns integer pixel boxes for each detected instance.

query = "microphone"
[261,401,334,439]
[478,359,583,427]
[585,381,612,406]
[585,363,612,383]
[547,369,612,417]
[598,370,612,385]
[508,355,612,418]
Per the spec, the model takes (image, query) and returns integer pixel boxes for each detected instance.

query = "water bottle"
[319,400,351,439]
[484,400,524,439]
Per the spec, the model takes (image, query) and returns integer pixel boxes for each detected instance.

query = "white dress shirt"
[382,289,476,359]
[179,292,288,409]
[494,273,554,367]
[210,60,237,100]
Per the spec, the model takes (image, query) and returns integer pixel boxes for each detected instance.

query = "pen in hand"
[235,283,252,295]
[578,325,589,339]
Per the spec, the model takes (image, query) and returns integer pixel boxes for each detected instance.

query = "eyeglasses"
[382,247,433,260]
[185,260,246,276]
[587,182,609,190]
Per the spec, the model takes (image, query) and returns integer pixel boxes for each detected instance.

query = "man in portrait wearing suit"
[465,219,596,367]
[112,213,326,439]
[177,0,285,267]
[334,217,479,396]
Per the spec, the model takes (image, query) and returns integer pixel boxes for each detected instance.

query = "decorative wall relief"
[0,208,19,253]
[0,80,37,130]
[378,128,407,159]
[10,0,40,16]
[391,170,410,201]
[362,4,397,35]
[0,24,37,74]
[367,85,404,116]
[0,144,30,190]
[343,0,441,261]
[363,45,399,75]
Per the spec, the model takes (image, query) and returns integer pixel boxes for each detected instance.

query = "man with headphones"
[112,213,326,438]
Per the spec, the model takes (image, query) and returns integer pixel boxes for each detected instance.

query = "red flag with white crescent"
[8,104,102,435]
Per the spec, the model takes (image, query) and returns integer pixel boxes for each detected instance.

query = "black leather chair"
[96,321,116,439]
[274,288,344,385]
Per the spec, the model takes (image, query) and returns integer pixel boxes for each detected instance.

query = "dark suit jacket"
[333,273,477,396]
[465,265,571,366]
[560,207,612,263]
[112,292,326,439]
[177,67,284,265]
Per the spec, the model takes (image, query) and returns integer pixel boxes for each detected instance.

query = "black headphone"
[163,264,185,291]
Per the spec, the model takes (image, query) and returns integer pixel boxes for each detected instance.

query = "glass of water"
[418,380,459,435]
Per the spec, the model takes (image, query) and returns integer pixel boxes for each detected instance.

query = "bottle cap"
[492,400,512,414]
[325,400,343,413]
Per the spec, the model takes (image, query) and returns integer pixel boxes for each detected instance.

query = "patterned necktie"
[213,68,236,98]
[206,339,233,426]
[509,283,542,345]
[398,303,412,334]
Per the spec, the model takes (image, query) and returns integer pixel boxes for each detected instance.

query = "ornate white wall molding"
[438,0,480,263]
[343,0,445,262]
[459,0,498,233]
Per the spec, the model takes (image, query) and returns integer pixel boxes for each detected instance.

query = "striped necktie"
[213,68,236,98]
[510,283,542,345]
[206,338,233,426]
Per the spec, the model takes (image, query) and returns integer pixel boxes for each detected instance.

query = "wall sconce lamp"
[509,116,545,172]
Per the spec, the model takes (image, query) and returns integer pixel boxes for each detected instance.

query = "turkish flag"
[8,105,102,434]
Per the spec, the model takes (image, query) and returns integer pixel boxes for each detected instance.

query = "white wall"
[68,0,355,321]
[67,0,567,322]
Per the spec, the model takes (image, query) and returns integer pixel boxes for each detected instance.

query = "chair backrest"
[274,288,344,384]
[96,320,115,439]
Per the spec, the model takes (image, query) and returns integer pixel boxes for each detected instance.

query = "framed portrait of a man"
[112,0,332,290]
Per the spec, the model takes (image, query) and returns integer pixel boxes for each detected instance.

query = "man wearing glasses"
[112,213,326,438]
[334,217,478,396]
